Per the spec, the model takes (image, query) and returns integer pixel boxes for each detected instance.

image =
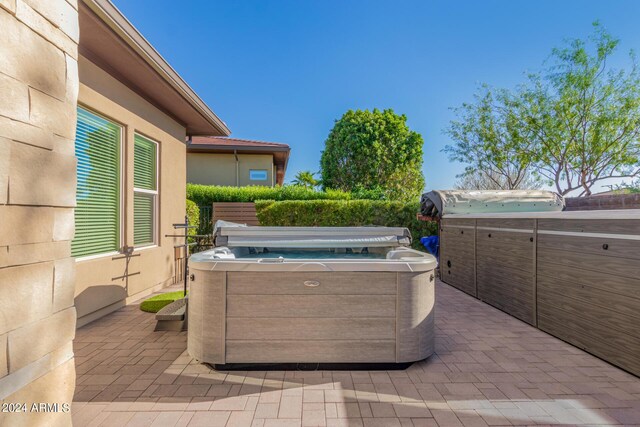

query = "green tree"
[446,23,640,196]
[320,109,425,201]
[446,86,536,190]
[610,178,640,194]
[291,170,319,189]
[455,170,541,191]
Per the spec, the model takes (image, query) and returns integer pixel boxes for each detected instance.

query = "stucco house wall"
[0,0,79,424]
[186,152,275,187]
[0,0,230,420]
[186,136,290,187]
[70,0,229,326]
[74,56,187,327]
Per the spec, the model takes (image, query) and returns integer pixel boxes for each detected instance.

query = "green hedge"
[187,183,351,206]
[186,199,199,239]
[255,200,437,249]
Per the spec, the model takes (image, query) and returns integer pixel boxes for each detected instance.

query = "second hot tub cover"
[420,190,564,218]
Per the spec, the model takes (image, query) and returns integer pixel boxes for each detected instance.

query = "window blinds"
[133,134,157,246]
[71,107,121,257]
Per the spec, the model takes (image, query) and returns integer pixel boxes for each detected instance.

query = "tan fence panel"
[212,202,260,226]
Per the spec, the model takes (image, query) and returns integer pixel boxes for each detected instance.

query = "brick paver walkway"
[72,281,640,426]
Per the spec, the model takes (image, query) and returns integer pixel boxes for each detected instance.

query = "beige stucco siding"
[75,55,186,326]
[187,153,237,186]
[238,154,275,186]
[187,152,275,186]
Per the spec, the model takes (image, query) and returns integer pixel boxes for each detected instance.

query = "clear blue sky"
[113,0,640,192]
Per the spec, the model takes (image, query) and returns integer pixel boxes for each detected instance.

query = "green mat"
[139,291,186,313]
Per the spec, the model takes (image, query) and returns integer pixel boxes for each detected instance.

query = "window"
[133,134,158,247]
[249,169,268,181]
[72,107,121,258]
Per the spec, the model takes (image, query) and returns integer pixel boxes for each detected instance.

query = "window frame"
[133,132,159,248]
[74,105,125,262]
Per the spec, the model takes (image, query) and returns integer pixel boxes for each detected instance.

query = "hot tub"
[187,224,437,366]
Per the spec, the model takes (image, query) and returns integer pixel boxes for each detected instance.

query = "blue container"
[420,236,439,258]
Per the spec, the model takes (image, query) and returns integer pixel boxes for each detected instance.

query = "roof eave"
[186,144,291,154]
[80,0,231,137]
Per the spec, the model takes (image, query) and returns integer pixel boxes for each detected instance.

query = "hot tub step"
[155,297,188,331]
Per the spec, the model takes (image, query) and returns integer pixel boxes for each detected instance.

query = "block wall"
[565,194,640,211]
[0,0,79,425]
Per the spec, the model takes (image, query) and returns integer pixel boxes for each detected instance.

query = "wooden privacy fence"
[212,202,260,226]
[439,214,640,377]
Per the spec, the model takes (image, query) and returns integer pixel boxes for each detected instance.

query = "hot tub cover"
[213,221,412,248]
[420,190,564,217]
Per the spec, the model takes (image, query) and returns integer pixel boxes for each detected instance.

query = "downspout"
[234,149,239,187]
[186,136,192,182]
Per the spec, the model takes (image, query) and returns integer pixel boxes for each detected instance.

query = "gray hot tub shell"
[187,225,437,365]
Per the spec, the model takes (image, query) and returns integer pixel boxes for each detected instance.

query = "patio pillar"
[0,0,79,425]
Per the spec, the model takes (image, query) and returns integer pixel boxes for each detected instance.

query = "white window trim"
[133,133,159,248]
[134,244,158,252]
[76,251,121,263]
[74,105,125,262]
[134,188,157,195]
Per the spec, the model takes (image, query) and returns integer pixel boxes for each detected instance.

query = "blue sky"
[113,0,640,192]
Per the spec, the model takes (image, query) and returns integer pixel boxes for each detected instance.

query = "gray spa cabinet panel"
[476,229,535,325]
[226,271,397,295]
[226,294,396,318]
[187,271,226,364]
[476,218,535,230]
[396,272,436,363]
[440,223,476,297]
[188,271,435,365]
[537,275,640,376]
[440,225,475,255]
[227,318,396,340]
[537,247,640,279]
[537,233,640,261]
[476,229,535,264]
[441,218,476,228]
[439,256,475,297]
[226,340,396,363]
[537,218,640,235]
[536,237,640,377]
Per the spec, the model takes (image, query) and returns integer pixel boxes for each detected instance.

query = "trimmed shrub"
[349,185,388,201]
[187,183,351,206]
[255,200,437,249]
[186,199,199,239]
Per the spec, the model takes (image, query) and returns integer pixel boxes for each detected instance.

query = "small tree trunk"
[581,170,592,197]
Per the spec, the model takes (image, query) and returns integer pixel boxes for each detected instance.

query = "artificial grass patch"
[139,291,187,313]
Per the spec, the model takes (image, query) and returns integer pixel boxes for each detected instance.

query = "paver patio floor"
[72,281,640,426]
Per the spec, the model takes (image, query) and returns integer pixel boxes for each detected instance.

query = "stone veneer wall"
[0,0,78,425]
